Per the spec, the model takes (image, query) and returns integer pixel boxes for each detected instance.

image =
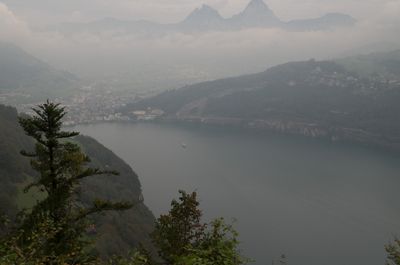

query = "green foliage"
[278,254,287,265]
[1,100,132,263]
[386,238,400,265]
[152,190,249,265]
[127,59,400,146]
[15,175,46,210]
[108,248,154,265]
[174,218,249,265]
[0,102,248,264]
[0,215,98,265]
[0,105,33,218]
[152,190,205,263]
[73,135,155,259]
[0,104,155,258]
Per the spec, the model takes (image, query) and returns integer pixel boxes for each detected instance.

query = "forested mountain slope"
[0,42,79,102]
[0,105,33,216]
[336,50,400,80]
[0,104,155,257]
[125,58,400,150]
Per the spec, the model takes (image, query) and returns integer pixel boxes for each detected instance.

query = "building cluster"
[308,68,400,94]
[60,89,165,126]
[62,89,137,126]
[1,85,167,126]
[131,109,165,121]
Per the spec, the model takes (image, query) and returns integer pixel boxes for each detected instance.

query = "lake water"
[74,122,400,265]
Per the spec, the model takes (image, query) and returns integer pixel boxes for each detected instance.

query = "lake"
[74,122,400,265]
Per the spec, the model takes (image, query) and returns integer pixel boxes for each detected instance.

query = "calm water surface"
[74,122,400,265]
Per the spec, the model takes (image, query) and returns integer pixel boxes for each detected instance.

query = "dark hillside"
[0,104,155,257]
[0,42,79,102]
[124,58,400,149]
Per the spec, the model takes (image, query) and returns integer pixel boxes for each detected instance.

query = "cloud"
[0,0,399,90]
[377,0,400,25]
[2,0,397,24]
[0,2,30,42]
[26,23,391,80]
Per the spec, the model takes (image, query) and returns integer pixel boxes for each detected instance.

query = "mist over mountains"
[3,0,397,93]
[0,42,79,103]
[1,0,400,264]
[53,0,356,35]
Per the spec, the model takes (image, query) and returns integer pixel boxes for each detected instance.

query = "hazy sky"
[1,0,399,88]
[2,0,399,24]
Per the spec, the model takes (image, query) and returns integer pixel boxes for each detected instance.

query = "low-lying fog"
[1,0,399,91]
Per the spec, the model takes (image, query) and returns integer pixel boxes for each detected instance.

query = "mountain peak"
[231,0,280,27]
[246,0,271,10]
[199,4,216,11]
[185,4,222,19]
[243,0,275,15]
[182,4,223,26]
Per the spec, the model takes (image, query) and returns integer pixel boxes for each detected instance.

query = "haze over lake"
[75,122,400,265]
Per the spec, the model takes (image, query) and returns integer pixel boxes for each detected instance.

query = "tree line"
[1,100,400,264]
[0,101,248,265]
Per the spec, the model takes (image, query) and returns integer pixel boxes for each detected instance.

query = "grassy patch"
[15,175,47,210]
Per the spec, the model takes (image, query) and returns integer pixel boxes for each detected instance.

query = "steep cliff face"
[76,135,155,257]
[0,104,155,257]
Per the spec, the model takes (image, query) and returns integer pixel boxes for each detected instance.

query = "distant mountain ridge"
[229,0,281,28]
[123,52,400,150]
[0,42,80,103]
[336,49,400,80]
[53,0,356,34]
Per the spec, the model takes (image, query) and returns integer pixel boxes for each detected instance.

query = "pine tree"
[151,190,206,263]
[386,238,400,265]
[151,190,249,265]
[12,100,132,263]
[279,254,287,265]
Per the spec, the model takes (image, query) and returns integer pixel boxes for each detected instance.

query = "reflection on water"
[75,122,400,265]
